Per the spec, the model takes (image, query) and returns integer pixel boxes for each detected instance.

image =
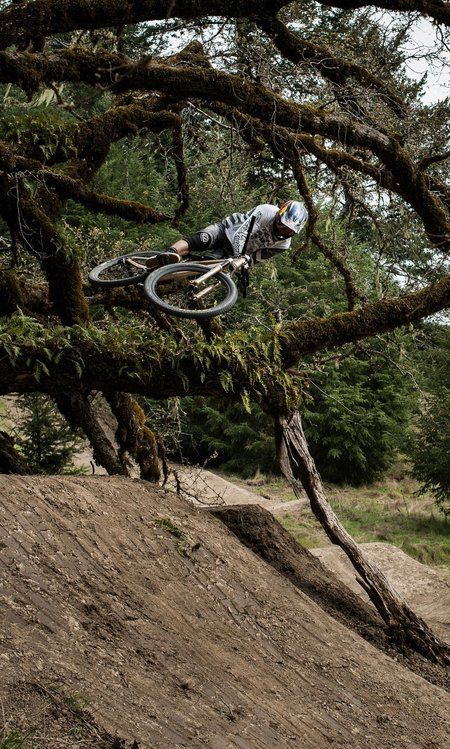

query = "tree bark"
[105,392,161,483]
[278,410,450,666]
[54,391,129,477]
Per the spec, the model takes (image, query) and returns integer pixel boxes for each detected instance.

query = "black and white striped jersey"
[221,204,292,258]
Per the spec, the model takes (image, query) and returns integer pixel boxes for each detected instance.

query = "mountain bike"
[89,217,255,320]
[88,250,251,319]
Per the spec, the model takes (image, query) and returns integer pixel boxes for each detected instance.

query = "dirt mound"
[212,504,449,688]
[1,475,449,748]
[312,543,450,642]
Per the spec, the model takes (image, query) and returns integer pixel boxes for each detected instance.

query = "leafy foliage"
[408,389,450,514]
[302,354,413,486]
[16,393,83,474]
[407,327,450,514]
[176,396,277,477]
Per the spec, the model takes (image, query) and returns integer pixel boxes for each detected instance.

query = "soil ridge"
[0,475,449,749]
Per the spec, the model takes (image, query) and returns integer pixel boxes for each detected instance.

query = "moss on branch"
[0,277,449,404]
[280,275,450,367]
[0,1,288,50]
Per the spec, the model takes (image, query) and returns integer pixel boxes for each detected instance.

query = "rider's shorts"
[186,222,233,258]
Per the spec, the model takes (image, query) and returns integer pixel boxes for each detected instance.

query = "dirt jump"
[0,475,449,748]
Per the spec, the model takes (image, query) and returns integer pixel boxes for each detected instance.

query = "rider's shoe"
[145,250,181,270]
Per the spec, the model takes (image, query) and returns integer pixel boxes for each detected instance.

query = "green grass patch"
[236,472,450,569]
[154,517,185,539]
[0,732,33,749]
[330,498,449,567]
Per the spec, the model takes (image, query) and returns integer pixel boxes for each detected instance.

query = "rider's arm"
[170,238,189,256]
[251,245,289,263]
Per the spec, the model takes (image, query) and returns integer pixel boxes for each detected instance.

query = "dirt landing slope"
[312,543,450,642]
[1,476,449,749]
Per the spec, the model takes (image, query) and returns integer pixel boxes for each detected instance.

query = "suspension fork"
[190,256,249,300]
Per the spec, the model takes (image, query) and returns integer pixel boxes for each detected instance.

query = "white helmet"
[276,200,308,234]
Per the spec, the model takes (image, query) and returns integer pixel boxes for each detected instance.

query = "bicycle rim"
[89,251,165,287]
[143,262,238,319]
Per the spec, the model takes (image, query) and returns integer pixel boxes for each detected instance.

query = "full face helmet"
[275,200,308,237]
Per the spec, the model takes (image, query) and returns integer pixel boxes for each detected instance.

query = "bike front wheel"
[89,250,168,287]
[143,262,238,319]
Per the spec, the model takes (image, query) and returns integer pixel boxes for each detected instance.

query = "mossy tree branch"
[0,0,447,53]
[105,392,161,482]
[257,16,406,118]
[0,182,90,325]
[107,59,450,251]
[0,0,288,51]
[0,141,171,224]
[3,43,447,255]
[0,276,448,400]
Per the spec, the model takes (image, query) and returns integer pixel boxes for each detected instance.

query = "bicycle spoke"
[153,269,232,314]
[90,251,163,286]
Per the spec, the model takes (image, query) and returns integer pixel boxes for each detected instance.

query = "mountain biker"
[159,200,308,265]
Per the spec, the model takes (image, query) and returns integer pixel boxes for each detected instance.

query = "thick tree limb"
[279,274,450,368]
[105,392,161,482]
[0,276,448,399]
[54,390,129,476]
[0,141,171,224]
[0,1,287,50]
[0,0,447,54]
[3,44,447,252]
[0,184,90,325]
[108,59,450,249]
[0,48,127,95]
[2,45,394,156]
[419,150,450,171]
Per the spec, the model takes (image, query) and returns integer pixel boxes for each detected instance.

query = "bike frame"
[126,254,249,301]
[123,213,255,302]
[188,256,248,300]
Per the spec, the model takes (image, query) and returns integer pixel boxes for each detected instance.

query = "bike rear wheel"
[89,250,167,287]
[143,262,238,319]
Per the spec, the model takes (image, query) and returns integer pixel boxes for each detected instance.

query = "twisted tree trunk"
[278,410,450,666]
[54,391,128,477]
[106,392,161,482]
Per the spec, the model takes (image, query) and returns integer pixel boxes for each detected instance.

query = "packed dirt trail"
[312,543,450,642]
[0,475,449,748]
[167,463,450,641]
